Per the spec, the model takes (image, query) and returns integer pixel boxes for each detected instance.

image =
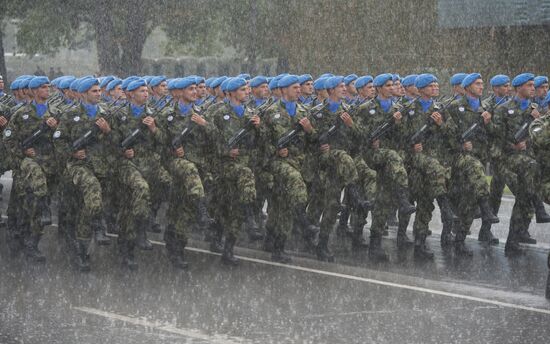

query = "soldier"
[533,76,549,107]
[148,76,169,110]
[402,75,419,102]
[446,73,500,255]
[344,74,358,104]
[261,74,320,262]
[355,73,416,261]
[53,77,114,271]
[449,73,467,101]
[401,73,458,260]
[156,77,215,268]
[248,75,269,108]
[493,73,550,255]
[105,78,126,106]
[312,77,329,106]
[207,77,262,265]
[4,76,57,263]
[99,76,116,103]
[298,74,314,106]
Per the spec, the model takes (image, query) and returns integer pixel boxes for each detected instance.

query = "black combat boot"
[148,206,162,233]
[173,237,189,270]
[478,221,499,245]
[396,220,413,248]
[196,197,215,230]
[243,204,264,241]
[164,225,183,268]
[396,187,416,216]
[263,225,275,252]
[351,208,369,250]
[118,238,138,270]
[92,217,110,246]
[37,196,52,227]
[504,227,522,257]
[346,183,372,212]
[517,229,537,244]
[454,230,473,257]
[208,221,224,253]
[414,233,434,260]
[24,233,46,263]
[6,216,24,257]
[440,219,455,247]
[436,195,459,222]
[74,239,91,272]
[531,195,550,223]
[221,235,239,266]
[369,234,388,261]
[135,217,153,250]
[271,235,292,264]
[294,206,320,250]
[337,205,352,237]
[316,234,335,262]
[478,197,499,224]
[387,210,399,227]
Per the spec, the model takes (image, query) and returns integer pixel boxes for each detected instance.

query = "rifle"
[21,102,67,150]
[276,102,328,150]
[225,99,274,149]
[409,98,453,145]
[367,97,418,144]
[460,96,507,144]
[120,101,172,150]
[71,103,126,151]
[513,103,539,144]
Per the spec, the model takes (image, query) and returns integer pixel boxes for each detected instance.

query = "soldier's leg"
[6,172,24,255]
[234,163,263,242]
[165,183,193,269]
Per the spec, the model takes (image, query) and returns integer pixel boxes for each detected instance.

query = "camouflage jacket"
[493,97,538,156]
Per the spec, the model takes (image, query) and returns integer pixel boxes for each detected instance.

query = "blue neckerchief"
[65,99,73,105]
[178,101,192,116]
[328,100,341,113]
[254,97,266,107]
[466,95,480,112]
[230,102,245,117]
[101,95,111,102]
[195,98,205,106]
[282,98,297,117]
[33,101,47,118]
[454,94,462,101]
[130,103,144,117]
[377,96,392,113]
[83,102,98,118]
[405,95,415,102]
[514,96,530,111]
[419,98,433,113]
[299,95,312,104]
[0,91,4,97]
[495,96,507,106]
[223,98,229,104]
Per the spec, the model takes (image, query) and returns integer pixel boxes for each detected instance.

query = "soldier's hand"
[124,148,134,159]
[431,112,443,126]
[481,111,492,124]
[299,117,313,133]
[73,149,86,160]
[0,116,7,128]
[96,118,111,134]
[371,139,380,149]
[413,143,423,153]
[229,148,240,158]
[513,141,527,151]
[191,114,207,126]
[531,108,541,119]
[174,146,184,158]
[393,111,402,124]
[251,114,260,128]
[340,112,353,127]
[24,148,36,158]
[46,117,58,128]
[320,143,330,153]
[142,116,157,133]
[277,148,289,158]
[463,141,473,151]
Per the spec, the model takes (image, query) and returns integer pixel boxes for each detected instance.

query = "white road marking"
[73,306,250,344]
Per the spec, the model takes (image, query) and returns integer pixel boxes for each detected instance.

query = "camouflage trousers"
[213,161,256,237]
[166,157,205,239]
[134,155,172,218]
[348,156,377,229]
[66,161,103,240]
[266,159,308,240]
[117,160,152,241]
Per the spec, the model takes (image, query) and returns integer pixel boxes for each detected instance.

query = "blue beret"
[268,77,279,90]
[236,73,251,81]
[221,78,233,92]
[461,73,481,89]
[534,76,548,88]
[77,78,99,93]
[450,73,467,86]
[10,79,20,90]
[250,76,268,88]
[226,77,247,92]
[402,74,418,88]
[167,79,178,90]
[70,78,82,92]
[195,76,205,84]
[99,76,115,89]
[355,76,374,89]
[415,73,438,89]
[58,76,76,90]
[490,75,510,87]
[205,77,215,88]
[298,74,313,85]
[150,76,167,88]
[106,78,122,92]
[276,73,289,79]
[512,73,535,87]
[127,78,147,92]
[173,77,196,89]
[28,76,50,89]
[373,73,393,87]
[211,76,228,89]
[18,77,33,89]
[344,74,358,85]
[325,76,344,89]
[142,76,154,84]
[50,77,62,87]
[319,73,334,79]
[15,75,34,80]
[392,74,400,82]
[277,75,300,88]
[121,76,139,90]
[313,77,328,91]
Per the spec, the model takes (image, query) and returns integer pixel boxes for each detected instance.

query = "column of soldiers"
[0,71,549,287]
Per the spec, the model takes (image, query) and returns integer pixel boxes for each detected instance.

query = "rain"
[0,0,550,343]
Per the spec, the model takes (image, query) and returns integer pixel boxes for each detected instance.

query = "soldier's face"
[301,81,313,96]
[453,85,465,96]
[215,87,224,98]
[0,79,4,91]
[536,84,548,97]
[84,85,101,104]
[231,86,248,102]
[111,85,125,100]
[405,85,418,97]
[329,82,346,100]
[273,88,282,98]
[467,79,484,98]
[281,83,300,102]
[131,86,149,105]
[197,83,206,98]
[347,82,357,96]
[493,83,511,97]
[156,81,168,96]
[253,84,269,99]
[378,81,394,99]
[34,84,50,101]
[419,83,438,98]
[182,85,197,103]
[516,81,535,99]
[392,81,402,96]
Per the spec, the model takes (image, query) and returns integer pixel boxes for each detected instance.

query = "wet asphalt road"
[0,175,549,344]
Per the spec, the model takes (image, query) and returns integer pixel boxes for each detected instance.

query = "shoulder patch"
[223,114,230,120]
[53,130,61,139]
[508,109,514,115]
[4,129,12,138]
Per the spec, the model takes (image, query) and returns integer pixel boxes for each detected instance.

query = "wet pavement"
[0,174,549,343]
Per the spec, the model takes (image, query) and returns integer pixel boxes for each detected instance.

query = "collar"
[230,102,245,117]
[130,103,145,117]
[377,96,392,113]
[32,100,48,118]
[254,97,266,107]
[178,101,193,116]
[514,96,530,111]
[83,102,98,118]
[419,98,433,113]
[281,98,297,117]
[466,95,480,112]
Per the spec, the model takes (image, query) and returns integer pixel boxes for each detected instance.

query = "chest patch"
[223,115,230,120]
[458,106,465,112]
[167,115,174,122]
[53,130,61,139]
[508,109,514,115]
[73,116,80,122]
[369,109,376,115]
